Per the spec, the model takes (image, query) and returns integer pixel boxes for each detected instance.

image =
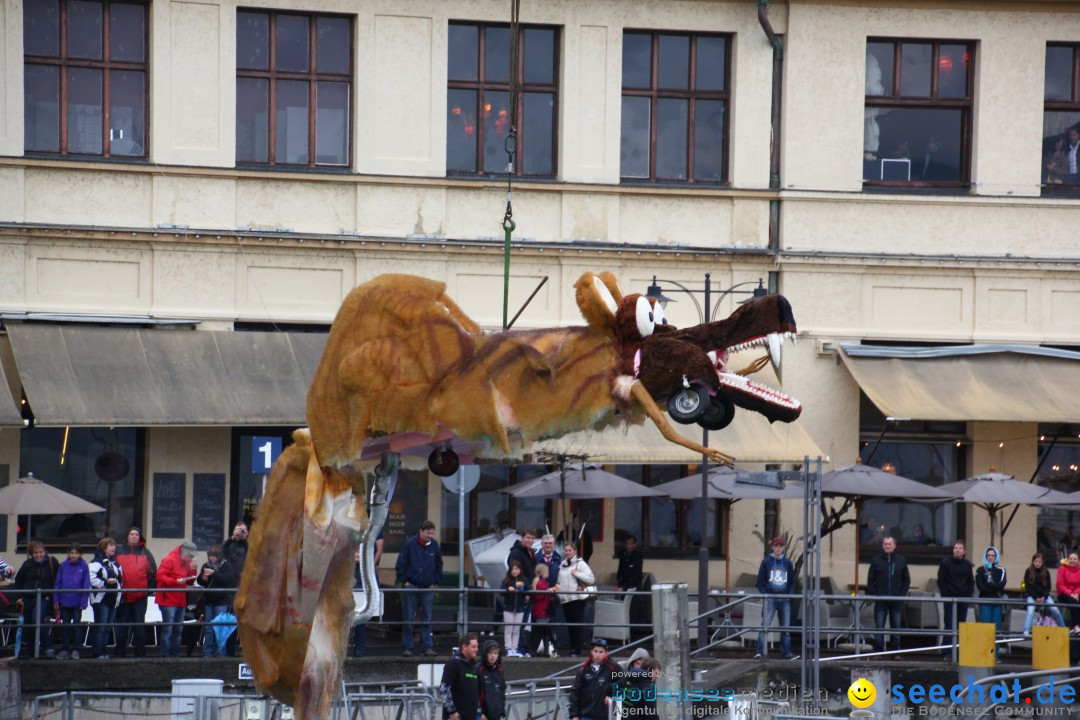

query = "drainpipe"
[757,0,783,255]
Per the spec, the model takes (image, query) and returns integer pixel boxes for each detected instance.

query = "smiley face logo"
[848,678,877,708]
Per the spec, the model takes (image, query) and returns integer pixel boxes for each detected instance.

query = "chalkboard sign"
[192,473,226,550]
[152,473,186,539]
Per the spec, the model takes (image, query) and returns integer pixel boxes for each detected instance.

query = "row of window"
[20,2,1080,188]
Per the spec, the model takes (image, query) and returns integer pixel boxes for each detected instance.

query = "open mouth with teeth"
[661,294,803,424]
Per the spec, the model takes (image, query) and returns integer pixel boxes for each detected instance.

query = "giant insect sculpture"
[235,272,801,719]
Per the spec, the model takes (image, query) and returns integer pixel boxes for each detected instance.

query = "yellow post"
[1032,626,1069,670]
[959,622,995,667]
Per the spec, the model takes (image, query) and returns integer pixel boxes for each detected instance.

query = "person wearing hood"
[1023,552,1065,635]
[975,545,1007,657]
[156,541,198,657]
[619,657,662,720]
[54,544,90,659]
[13,541,60,658]
[478,639,506,720]
[937,539,974,659]
[114,526,157,658]
[866,536,910,652]
[396,520,442,657]
[618,647,650,671]
[439,633,480,720]
[87,537,123,659]
[1055,551,1080,633]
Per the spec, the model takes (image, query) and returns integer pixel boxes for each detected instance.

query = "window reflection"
[522,92,554,175]
[524,28,555,84]
[236,78,269,163]
[67,67,103,154]
[316,82,349,165]
[275,79,309,165]
[623,34,651,88]
[316,18,351,75]
[109,70,145,156]
[694,100,725,181]
[24,66,60,152]
[448,25,478,82]
[447,88,477,172]
[276,15,310,73]
[866,43,894,97]
[620,96,650,178]
[658,35,689,90]
[1043,47,1080,187]
[110,3,145,63]
[482,90,511,173]
[656,98,688,179]
[1045,46,1074,102]
[864,108,961,182]
[938,45,969,99]
[1034,442,1080,568]
[237,12,269,70]
[68,0,103,60]
[900,43,932,97]
[484,27,510,83]
[24,0,60,57]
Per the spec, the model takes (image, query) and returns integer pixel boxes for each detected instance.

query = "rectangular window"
[446,23,559,177]
[620,32,730,183]
[613,464,724,556]
[1033,424,1080,567]
[23,0,148,157]
[236,10,352,168]
[1042,45,1080,187]
[863,39,973,187]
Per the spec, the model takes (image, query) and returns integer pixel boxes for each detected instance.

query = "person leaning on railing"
[12,541,60,658]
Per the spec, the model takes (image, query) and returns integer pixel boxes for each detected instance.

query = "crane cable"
[501,0,521,330]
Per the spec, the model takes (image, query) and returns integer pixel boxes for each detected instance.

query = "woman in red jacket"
[114,527,157,658]
[156,541,198,657]
[1056,551,1080,633]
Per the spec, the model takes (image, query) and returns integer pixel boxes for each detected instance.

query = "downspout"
[757,0,783,261]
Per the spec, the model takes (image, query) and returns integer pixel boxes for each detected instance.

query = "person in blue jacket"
[755,536,795,660]
[396,520,443,657]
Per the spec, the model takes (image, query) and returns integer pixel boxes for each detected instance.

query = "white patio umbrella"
[654,466,806,590]
[0,473,106,541]
[822,463,953,592]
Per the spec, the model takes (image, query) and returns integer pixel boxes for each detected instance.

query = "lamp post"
[645,273,767,648]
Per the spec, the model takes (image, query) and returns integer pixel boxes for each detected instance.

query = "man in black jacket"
[937,539,974,658]
[440,633,480,720]
[867,536,910,652]
[616,536,644,593]
[569,638,617,720]
[506,529,537,656]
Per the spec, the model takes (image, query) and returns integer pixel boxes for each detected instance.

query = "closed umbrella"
[0,473,106,540]
[822,464,952,592]
[655,467,806,590]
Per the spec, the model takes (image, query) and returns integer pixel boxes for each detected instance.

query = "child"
[478,639,506,720]
[501,561,528,656]
[54,544,90,659]
[531,563,556,657]
[1023,552,1064,635]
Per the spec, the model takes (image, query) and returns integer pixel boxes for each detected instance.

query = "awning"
[533,413,823,464]
[839,344,1080,423]
[0,339,24,426]
[6,325,327,426]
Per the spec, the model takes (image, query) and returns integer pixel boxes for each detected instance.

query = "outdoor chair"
[594,591,631,642]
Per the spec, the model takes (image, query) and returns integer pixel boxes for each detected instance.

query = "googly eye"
[635,296,655,338]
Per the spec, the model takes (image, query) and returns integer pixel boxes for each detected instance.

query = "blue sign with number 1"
[251,436,282,474]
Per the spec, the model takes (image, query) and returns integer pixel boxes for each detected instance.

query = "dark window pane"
[237,77,269,163]
[110,3,146,63]
[648,497,678,548]
[275,79,309,164]
[658,35,689,90]
[656,97,687,179]
[694,99,725,181]
[68,0,103,60]
[24,0,59,57]
[522,91,553,175]
[316,17,350,74]
[865,107,962,182]
[622,33,651,88]
[866,42,894,96]
[447,88,477,172]
[620,96,650,178]
[67,67,103,154]
[237,12,269,70]
[687,496,719,549]
[109,70,145,156]
[1041,111,1080,184]
[900,43,932,97]
[276,15,310,72]
[523,28,555,84]
[316,81,348,165]
[938,44,968,99]
[1045,46,1074,102]
[448,24,478,82]
[481,90,510,173]
[858,443,958,549]
[484,26,510,83]
[24,65,60,152]
[695,36,726,91]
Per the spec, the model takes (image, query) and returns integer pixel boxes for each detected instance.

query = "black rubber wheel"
[667,386,710,424]
[428,448,461,477]
[698,395,736,431]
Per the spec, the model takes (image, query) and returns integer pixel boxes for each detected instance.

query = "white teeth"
[768,332,782,369]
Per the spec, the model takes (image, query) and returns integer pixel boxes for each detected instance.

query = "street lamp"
[644,273,768,647]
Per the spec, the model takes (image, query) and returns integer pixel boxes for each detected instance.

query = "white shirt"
[1068,142,1079,175]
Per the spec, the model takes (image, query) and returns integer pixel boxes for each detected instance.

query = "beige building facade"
[0,0,1077,590]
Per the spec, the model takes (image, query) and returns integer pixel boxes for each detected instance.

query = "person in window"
[1045,138,1068,185]
[1055,551,1080,633]
[910,524,933,546]
[975,545,1007,658]
[114,526,157,658]
[13,541,60,658]
[867,536,910,653]
[937,539,973,659]
[87,537,123,659]
[1023,552,1064,635]
[1066,128,1080,184]
[615,535,644,594]
[754,536,795,660]
[53,544,90,659]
